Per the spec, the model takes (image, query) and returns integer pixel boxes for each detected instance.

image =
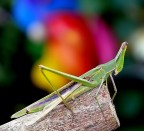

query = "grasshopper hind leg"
[40,66,73,113]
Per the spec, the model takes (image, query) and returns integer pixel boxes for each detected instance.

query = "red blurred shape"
[44,13,99,75]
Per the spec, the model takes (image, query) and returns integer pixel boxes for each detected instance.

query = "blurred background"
[0,0,144,130]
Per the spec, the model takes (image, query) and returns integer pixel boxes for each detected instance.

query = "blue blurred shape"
[12,0,78,30]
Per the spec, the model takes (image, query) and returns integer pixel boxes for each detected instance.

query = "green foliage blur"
[0,0,144,130]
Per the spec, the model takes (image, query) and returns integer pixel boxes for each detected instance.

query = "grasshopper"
[11,42,128,124]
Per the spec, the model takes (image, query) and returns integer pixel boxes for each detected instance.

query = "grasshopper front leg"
[109,73,117,101]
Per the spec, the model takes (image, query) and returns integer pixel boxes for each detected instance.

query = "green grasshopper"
[11,42,128,123]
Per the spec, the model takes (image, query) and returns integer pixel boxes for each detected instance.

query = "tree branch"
[0,85,120,131]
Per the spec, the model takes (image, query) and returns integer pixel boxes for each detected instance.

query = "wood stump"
[0,85,120,131]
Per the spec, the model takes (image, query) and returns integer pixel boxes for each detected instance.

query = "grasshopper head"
[114,42,128,75]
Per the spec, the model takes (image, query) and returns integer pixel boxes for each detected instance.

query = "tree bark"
[0,85,120,131]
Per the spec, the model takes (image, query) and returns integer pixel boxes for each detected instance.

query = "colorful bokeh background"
[0,0,144,130]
